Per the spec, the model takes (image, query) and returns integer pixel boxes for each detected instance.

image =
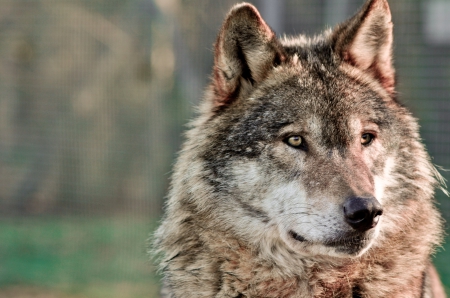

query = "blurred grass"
[0,217,448,297]
[0,217,161,298]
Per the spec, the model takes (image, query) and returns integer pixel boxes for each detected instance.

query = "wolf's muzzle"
[343,197,383,232]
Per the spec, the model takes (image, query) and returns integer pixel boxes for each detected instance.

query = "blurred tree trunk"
[10,3,54,215]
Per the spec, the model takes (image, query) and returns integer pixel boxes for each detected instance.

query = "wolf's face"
[192,0,409,258]
[212,72,398,257]
[201,61,400,257]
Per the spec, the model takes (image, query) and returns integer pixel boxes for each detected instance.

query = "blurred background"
[0,0,449,297]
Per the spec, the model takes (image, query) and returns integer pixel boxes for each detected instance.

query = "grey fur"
[153,0,446,297]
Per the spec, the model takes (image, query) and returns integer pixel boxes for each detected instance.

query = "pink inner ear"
[348,46,376,71]
[346,3,395,95]
[376,28,395,94]
[347,41,395,94]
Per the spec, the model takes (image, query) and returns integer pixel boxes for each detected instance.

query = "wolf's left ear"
[333,0,395,95]
[212,3,285,107]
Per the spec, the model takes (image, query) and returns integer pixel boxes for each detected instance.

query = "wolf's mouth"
[324,234,369,247]
[324,232,372,254]
[289,230,372,253]
[289,230,307,242]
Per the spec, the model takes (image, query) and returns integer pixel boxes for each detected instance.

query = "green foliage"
[0,217,160,297]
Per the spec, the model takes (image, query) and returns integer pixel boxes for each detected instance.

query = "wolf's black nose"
[343,197,383,232]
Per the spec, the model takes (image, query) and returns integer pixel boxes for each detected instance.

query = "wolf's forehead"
[263,75,364,117]
[272,67,383,113]
[246,74,385,143]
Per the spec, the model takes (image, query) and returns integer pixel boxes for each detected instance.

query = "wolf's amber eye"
[361,133,375,146]
[286,136,303,148]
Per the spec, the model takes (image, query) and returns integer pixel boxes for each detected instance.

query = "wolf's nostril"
[343,197,383,232]
[348,209,370,222]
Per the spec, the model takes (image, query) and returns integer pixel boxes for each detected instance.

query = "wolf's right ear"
[212,3,285,107]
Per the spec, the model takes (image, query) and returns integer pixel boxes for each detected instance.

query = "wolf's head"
[166,0,441,262]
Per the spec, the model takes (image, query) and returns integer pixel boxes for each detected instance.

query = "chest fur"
[212,246,425,298]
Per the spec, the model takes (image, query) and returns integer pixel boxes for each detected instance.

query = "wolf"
[153,0,447,297]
